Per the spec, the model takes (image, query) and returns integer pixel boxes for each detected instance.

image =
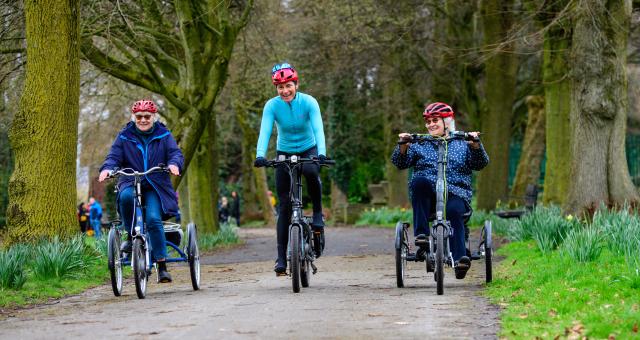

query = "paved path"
[0,226,499,339]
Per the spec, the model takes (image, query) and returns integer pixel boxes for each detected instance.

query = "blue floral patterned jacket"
[391,137,489,205]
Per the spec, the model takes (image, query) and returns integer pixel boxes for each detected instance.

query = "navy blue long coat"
[100,122,184,218]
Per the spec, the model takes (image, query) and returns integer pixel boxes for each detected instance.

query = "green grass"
[487,241,640,339]
[198,222,242,252]
[355,207,412,227]
[1,224,241,308]
[0,236,110,308]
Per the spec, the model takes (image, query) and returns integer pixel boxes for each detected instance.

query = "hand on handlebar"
[466,132,481,149]
[98,170,111,182]
[168,164,180,176]
[254,157,269,168]
[397,133,413,145]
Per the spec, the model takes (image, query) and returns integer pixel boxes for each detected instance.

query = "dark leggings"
[411,176,468,262]
[275,146,322,261]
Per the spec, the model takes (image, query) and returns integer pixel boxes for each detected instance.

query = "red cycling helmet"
[131,100,158,114]
[423,102,454,120]
[271,63,298,85]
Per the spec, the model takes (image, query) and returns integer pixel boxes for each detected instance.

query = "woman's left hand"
[467,132,481,149]
[168,164,180,176]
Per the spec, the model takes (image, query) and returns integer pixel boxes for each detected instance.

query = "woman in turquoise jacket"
[254,62,328,275]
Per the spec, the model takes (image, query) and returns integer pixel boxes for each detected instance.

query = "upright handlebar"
[259,156,336,168]
[397,131,480,145]
[107,165,169,179]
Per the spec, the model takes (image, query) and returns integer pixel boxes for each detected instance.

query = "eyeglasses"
[135,114,154,121]
[424,118,441,125]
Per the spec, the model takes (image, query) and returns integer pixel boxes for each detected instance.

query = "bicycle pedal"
[470,251,482,260]
[310,262,318,274]
[276,272,287,277]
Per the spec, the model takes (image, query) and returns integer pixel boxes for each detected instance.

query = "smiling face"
[276,81,298,102]
[425,117,446,137]
[132,111,156,132]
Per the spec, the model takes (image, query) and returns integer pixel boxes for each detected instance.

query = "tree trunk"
[537,0,573,205]
[510,96,545,202]
[234,101,275,224]
[565,0,639,215]
[7,0,79,243]
[476,0,519,210]
[240,135,262,221]
[208,117,220,230]
[188,128,217,234]
[178,173,190,223]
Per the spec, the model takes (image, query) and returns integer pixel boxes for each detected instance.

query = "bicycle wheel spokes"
[188,223,201,290]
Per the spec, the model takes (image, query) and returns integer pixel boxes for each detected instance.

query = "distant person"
[218,196,229,224]
[98,99,184,283]
[230,191,240,226]
[88,197,103,238]
[77,202,89,233]
[267,190,277,217]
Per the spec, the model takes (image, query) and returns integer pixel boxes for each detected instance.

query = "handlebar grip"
[320,159,336,165]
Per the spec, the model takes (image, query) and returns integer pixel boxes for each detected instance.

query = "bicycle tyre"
[187,223,201,290]
[484,220,493,283]
[435,226,444,295]
[132,238,147,299]
[107,228,123,296]
[290,225,301,293]
[395,222,407,288]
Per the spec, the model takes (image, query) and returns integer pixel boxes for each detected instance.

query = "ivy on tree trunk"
[7,0,80,243]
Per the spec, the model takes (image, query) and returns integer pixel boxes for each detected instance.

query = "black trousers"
[275,146,322,261]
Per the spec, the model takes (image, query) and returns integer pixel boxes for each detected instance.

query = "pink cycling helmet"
[131,100,158,114]
[271,63,298,85]
[423,102,454,120]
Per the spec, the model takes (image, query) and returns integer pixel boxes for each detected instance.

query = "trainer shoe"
[274,258,286,276]
[157,262,172,283]
[454,256,471,279]
[313,227,325,258]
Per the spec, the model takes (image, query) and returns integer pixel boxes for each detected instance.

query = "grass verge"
[487,241,640,339]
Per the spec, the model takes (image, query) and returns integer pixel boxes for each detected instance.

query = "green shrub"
[32,236,87,280]
[199,222,240,252]
[0,247,28,290]
[561,226,604,262]
[355,207,412,226]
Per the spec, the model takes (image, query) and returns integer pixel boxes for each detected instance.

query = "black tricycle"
[394,132,492,295]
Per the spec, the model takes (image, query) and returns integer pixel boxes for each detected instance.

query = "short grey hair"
[444,117,456,132]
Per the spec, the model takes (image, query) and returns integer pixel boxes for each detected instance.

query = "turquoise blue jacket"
[256,92,326,157]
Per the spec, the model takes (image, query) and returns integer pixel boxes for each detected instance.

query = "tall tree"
[528,0,573,205]
[565,0,639,215]
[7,0,80,243]
[476,0,520,210]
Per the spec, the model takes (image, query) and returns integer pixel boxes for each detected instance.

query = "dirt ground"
[0,227,500,339]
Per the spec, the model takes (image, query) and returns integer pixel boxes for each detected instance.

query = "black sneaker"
[415,234,428,247]
[313,227,325,258]
[157,262,172,283]
[274,258,286,276]
[454,256,471,279]
[120,240,132,254]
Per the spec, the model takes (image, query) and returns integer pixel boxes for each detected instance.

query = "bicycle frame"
[283,156,313,265]
[432,139,454,268]
[110,167,188,268]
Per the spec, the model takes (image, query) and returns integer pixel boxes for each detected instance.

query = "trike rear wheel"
[187,223,201,290]
[290,225,301,293]
[395,222,408,288]
[435,226,444,295]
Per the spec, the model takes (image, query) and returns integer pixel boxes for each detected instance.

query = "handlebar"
[107,165,169,179]
[397,131,480,145]
[262,156,336,168]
